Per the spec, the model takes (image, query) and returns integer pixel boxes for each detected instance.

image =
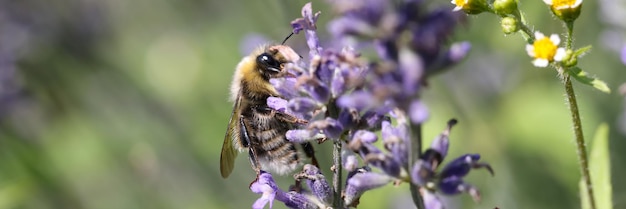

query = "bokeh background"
[1,0,625,208]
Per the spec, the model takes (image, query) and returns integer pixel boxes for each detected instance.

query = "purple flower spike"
[291,3,321,34]
[344,171,393,206]
[294,164,332,204]
[439,154,494,179]
[250,171,278,209]
[291,2,322,58]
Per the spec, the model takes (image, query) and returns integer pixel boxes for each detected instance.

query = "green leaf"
[579,123,613,209]
[574,45,592,58]
[567,67,611,93]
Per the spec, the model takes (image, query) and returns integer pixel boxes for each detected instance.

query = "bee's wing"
[220,95,242,178]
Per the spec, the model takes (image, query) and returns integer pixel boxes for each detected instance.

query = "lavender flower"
[252,1,487,208]
[411,119,494,203]
[250,171,327,209]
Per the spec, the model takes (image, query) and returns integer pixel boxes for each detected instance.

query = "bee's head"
[255,45,300,80]
[256,52,282,77]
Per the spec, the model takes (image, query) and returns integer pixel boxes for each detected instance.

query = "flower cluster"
[250,1,491,208]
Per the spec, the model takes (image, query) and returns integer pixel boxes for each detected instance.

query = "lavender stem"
[333,138,343,208]
[409,123,426,209]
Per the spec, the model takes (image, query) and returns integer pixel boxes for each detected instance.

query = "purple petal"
[344,172,393,205]
[331,65,346,98]
[277,191,320,209]
[300,164,332,204]
[337,90,375,111]
[250,171,279,209]
[352,130,378,144]
[338,109,359,130]
[410,160,435,186]
[305,84,330,103]
[447,41,471,63]
[423,191,444,209]
[270,77,299,99]
[409,99,429,124]
[429,120,454,159]
[267,97,289,112]
[343,151,359,172]
[308,118,344,139]
[360,143,403,177]
[399,47,424,96]
[439,154,494,179]
[437,178,481,201]
[328,17,376,38]
[288,97,320,113]
[358,111,389,130]
[286,129,319,143]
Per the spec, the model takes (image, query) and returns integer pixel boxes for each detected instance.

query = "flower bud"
[562,49,578,67]
[544,0,582,22]
[500,17,519,35]
[493,0,518,16]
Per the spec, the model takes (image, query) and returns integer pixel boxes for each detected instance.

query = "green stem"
[326,100,344,208]
[512,10,535,43]
[562,20,595,209]
[332,139,343,208]
[565,21,574,49]
[409,123,425,209]
[563,73,596,209]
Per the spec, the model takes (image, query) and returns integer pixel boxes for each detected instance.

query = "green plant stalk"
[326,100,344,208]
[332,139,343,208]
[409,123,426,209]
[563,73,596,209]
[562,20,596,209]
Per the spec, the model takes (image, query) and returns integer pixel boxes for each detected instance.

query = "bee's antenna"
[281,32,295,45]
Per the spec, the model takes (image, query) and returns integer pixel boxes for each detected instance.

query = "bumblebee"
[220,44,316,178]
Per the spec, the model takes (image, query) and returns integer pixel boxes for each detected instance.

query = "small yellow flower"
[451,0,489,14]
[526,32,566,67]
[544,0,582,21]
[452,0,469,11]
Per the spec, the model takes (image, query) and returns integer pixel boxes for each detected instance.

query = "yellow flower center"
[454,0,467,7]
[532,38,557,60]
[551,0,576,8]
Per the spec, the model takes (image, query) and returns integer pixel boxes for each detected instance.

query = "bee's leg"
[259,106,308,124]
[301,142,319,168]
[240,117,262,184]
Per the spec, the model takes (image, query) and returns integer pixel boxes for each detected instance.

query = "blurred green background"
[1,0,624,208]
